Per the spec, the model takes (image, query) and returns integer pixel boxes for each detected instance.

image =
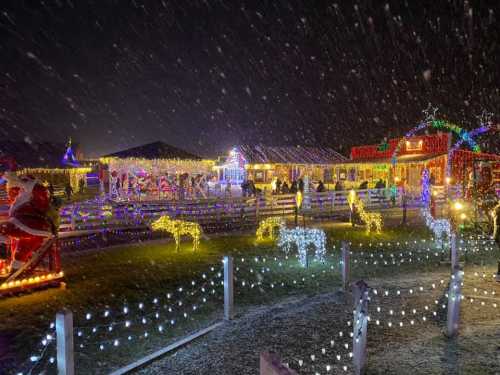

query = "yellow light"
[348,190,383,234]
[460,213,467,220]
[0,272,64,291]
[271,179,277,191]
[295,191,303,208]
[256,217,285,241]
[453,201,463,210]
[394,176,400,183]
[445,177,451,184]
[151,216,202,251]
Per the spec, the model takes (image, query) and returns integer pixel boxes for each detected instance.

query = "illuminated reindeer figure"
[348,190,383,234]
[256,217,286,241]
[420,169,451,247]
[151,216,202,251]
[277,227,326,267]
[491,201,499,242]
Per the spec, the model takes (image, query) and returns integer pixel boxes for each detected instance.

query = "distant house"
[0,140,91,191]
[214,145,348,186]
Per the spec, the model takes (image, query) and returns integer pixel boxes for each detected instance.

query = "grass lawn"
[1,219,497,374]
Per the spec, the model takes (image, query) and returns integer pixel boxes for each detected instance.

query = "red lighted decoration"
[0,172,63,295]
[351,133,450,160]
[450,150,500,183]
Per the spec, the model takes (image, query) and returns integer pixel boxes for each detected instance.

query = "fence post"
[446,270,464,337]
[224,256,234,320]
[352,280,369,375]
[56,309,74,375]
[450,232,459,272]
[341,241,350,291]
[260,352,298,375]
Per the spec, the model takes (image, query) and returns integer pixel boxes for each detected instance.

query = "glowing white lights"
[277,227,326,267]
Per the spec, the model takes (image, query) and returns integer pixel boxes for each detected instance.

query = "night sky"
[0,1,499,158]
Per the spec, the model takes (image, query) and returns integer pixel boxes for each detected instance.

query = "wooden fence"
[57,187,455,234]
[58,188,406,233]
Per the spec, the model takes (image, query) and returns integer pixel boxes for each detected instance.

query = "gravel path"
[139,291,354,375]
[138,265,500,375]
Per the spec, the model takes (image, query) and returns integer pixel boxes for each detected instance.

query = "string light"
[421,169,451,246]
[151,215,202,250]
[347,190,382,234]
[277,227,326,267]
[256,217,285,241]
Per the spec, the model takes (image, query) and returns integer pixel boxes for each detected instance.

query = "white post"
[302,175,311,210]
[56,309,74,375]
[260,352,298,375]
[341,241,350,291]
[224,256,234,320]
[447,270,464,337]
[352,280,369,375]
[450,232,459,272]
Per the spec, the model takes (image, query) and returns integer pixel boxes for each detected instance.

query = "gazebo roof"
[103,141,201,160]
[236,145,348,165]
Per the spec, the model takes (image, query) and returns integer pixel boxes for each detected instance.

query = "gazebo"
[99,141,214,200]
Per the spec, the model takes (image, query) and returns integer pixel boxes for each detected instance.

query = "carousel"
[99,141,215,201]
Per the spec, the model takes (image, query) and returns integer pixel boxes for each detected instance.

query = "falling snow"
[0,1,498,156]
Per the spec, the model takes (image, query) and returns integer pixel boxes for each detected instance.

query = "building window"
[255,171,265,182]
[405,139,423,152]
[224,167,244,183]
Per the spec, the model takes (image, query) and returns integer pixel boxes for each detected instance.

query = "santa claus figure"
[0,172,59,273]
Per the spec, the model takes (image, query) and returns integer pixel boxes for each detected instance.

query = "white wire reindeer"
[277,227,326,267]
[420,169,451,247]
[421,207,451,248]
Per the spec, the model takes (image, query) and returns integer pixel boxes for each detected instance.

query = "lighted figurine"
[151,215,203,251]
[277,226,326,267]
[256,217,285,241]
[347,190,383,234]
[0,172,62,293]
[421,169,451,247]
[492,201,500,244]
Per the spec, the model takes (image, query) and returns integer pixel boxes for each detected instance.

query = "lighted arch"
[445,123,492,177]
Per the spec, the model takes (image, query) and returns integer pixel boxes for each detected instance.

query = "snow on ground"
[139,267,500,375]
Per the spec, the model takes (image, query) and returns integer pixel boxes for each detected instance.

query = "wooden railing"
[1,186,457,234]
[58,188,411,233]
